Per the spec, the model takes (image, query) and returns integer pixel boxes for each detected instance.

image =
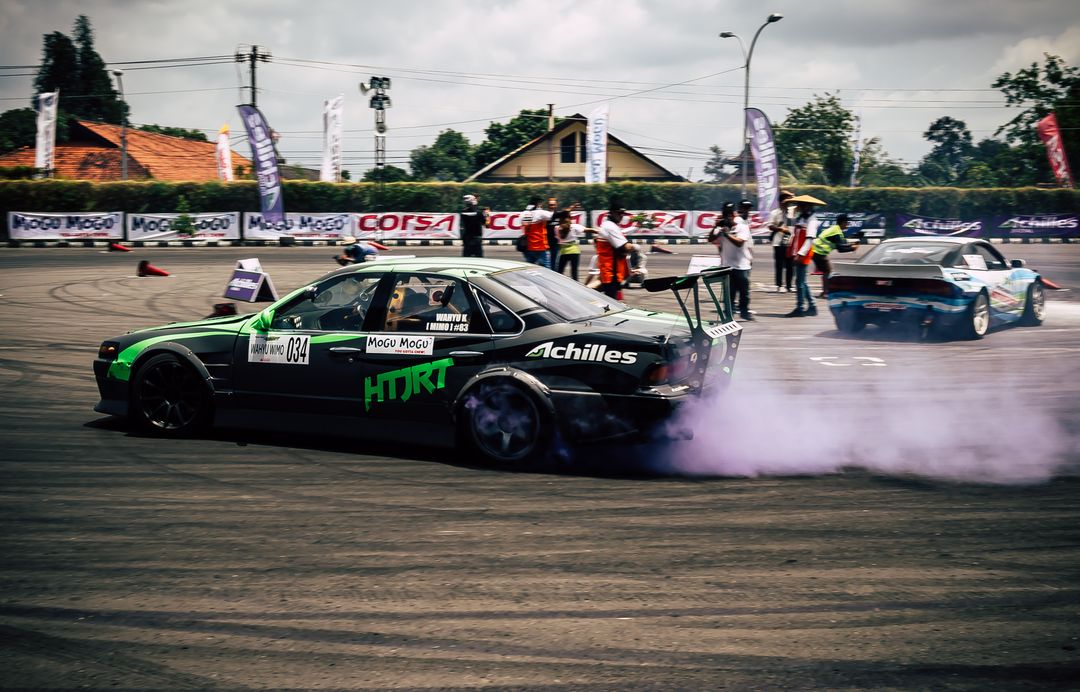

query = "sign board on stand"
[687,254,724,275]
[224,258,278,302]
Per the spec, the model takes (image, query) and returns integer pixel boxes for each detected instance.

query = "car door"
[230,271,392,424]
[969,242,1022,315]
[349,272,496,431]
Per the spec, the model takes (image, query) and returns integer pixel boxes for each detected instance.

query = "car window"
[271,274,382,331]
[975,243,1008,270]
[490,266,624,320]
[373,274,481,334]
[860,242,957,265]
[476,290,522,334]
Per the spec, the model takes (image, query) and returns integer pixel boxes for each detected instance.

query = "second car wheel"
[1020,282,1046,326]
[131,353,212,436]
[959,292,990,340]
[835,310,865,334]
[461,380,550,467]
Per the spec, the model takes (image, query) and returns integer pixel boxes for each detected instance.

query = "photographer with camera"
[709,202,754,322]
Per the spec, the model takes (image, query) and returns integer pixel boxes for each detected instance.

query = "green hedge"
[2,179,1078,237]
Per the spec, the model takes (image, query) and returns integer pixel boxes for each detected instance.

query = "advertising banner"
[127,212,241,241]
[1036,113,1074,188]
[590,210,692,237]
[244,212,356,240]
[814,211,887,238]
[585,104,610,184]
[484,210,587,239]
[354,212,458,240]
[34,91,59,176]
[237,104,285,222]
[746,108,780,218]
[8,211,123,240]
[216,124,234,181]
[990,213,1080,238]
[895,214,983,238]
[320,94,344,183]
[690,211,768,238]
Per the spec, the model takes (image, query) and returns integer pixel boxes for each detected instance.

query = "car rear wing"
[830,262,946,280]
[643,266,737,338]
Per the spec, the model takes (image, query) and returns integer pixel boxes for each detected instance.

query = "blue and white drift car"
[826,237,1045,339]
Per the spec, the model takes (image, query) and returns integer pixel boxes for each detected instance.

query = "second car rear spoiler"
[830,262,946,280]
[643,266,737,338]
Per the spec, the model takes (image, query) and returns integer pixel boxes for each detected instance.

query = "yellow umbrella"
[789,194,827,205]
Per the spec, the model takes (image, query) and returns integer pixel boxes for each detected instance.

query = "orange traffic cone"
[137,260,169,277]
[650,244,675,254]
[109,242,132,252]
[367,240,390,251]
[1042,278,1064,290]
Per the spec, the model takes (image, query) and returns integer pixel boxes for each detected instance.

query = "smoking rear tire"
[835,311,865,334]
[131,353,212,436]
[1020,282,1045,326]
[462,380,550,468]
[958,292,990,340]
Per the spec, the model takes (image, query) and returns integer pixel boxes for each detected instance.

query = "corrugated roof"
[0,120,252,182]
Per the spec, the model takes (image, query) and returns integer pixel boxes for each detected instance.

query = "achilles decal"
[526,341,637,364]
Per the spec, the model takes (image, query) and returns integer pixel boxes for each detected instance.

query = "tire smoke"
[658,365,1078,485]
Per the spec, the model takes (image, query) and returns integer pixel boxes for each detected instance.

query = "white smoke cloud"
[658,360,1078,485]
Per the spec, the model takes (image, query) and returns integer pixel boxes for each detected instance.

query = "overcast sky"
[1,0,1077,180]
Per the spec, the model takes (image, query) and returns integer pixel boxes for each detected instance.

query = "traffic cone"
[1042,278,1064,290]
[109,242,132,252]
[137,260,169,277]
[367,240,390,251]
[650,244,675,254]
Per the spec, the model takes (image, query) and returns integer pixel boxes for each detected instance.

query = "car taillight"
[98,341,120,360]
[644,354,693,386]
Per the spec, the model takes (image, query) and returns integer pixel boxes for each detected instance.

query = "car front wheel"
[131,353,212,435]
[959,292,990,340]
[462,380,549,467]
[1020,282,1045,326]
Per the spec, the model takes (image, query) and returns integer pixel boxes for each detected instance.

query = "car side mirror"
[1010,259,1026,268]
[252,308,275,332]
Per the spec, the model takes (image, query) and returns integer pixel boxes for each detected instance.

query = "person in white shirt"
[595,205,632,299]
[767,190,795,292]
[723,202,754,321]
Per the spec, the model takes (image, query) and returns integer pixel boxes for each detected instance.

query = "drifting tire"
[1020,282,1045,326]
[835,310,865,334]
[958,292,990,340]
[131,353,212,436]
[461,380,550,467]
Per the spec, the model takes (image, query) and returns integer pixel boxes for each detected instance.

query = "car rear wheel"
[462,380,549,467]
[132,353,212,435]
[959,292,990,340]
[835,310,865,334]
[1020,282,1045,326]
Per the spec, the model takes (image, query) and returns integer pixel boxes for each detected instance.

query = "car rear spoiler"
[830,262,946,280]
[643,266,737,338]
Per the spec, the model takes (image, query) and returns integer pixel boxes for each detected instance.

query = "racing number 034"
[248,334,311,365]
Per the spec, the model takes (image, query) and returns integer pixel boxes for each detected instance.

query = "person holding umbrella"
[784,194,826,317]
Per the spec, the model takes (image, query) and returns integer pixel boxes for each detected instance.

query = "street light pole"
[111,69,128,181]
[721,13,783,198]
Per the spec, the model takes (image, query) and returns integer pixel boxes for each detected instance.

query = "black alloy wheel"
[132,353,211,435]
[464,381,548,466]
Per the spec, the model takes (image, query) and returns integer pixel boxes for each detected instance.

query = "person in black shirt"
[460,194,489,257]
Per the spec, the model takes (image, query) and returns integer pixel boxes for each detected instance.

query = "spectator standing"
[595,204,631,299]
[519,196,553,268]
[811,213,859,297]
[545,197,561,270]
[459,194,489,258]
[723,202,754,321]
[554,210,587,281]
[784,195,826,317]
[768,190,795,292]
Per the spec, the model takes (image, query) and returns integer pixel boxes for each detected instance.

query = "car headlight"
[98,341,120,360]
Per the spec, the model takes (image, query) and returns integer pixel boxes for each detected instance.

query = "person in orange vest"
[519,196,553,268]
[595,204,632,299]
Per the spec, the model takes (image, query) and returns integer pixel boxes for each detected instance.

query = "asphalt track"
[1,243,1079,690]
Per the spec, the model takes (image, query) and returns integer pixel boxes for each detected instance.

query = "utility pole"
[110,70,127,180]
[547,103,555,182]
[235,45,272,107]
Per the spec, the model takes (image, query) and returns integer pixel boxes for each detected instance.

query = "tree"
[702,145,733,183]
[854,138,916,187]
[409,129,476,181]
[993,53,1080,147]
[919,116,975,185]
[33,17,127,127]
[361,165,410,182]
[774,93,855,186]
[473,108,551,170]
[0,109,40,154]
[137,124,208,141]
